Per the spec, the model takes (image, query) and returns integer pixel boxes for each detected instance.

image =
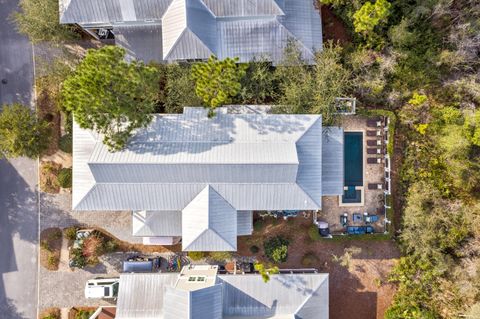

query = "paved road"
[0,1,37,318]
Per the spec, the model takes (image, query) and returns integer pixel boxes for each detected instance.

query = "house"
[58,0,323,64]
[108,264,329,319]
[72,106,344,251]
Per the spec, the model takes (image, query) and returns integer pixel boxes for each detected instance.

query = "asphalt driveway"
[0,1,37,318]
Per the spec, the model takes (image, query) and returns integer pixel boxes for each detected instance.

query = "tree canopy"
[12,0,79,43]
[0,104,50,158]
[61,46,159,151]
[192,56,247,115]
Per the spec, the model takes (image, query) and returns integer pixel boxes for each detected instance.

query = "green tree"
[312,41,352,125]
[239,57,276,104]
[12,0,79,43]
[275,40,315,114]
[164,63,202,113]
[62,46,159,151]
[192,55,247,115]
[254,262,279,283]
[353,0,391,45]
[0,104,50,158]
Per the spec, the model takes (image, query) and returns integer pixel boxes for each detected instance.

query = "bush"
[47,253,58,267]
[301,252,319,267]
[82,235,104,259]
[188,251,205,261]
[264,236,290,263]
[64,226,78,240]
[70,248,86,268]
[103,240,119,253]
[48,228,62,241]
[249,245,259,254]
[308,224,321,241]
[57,167,72,188]
[75,310,94,319]
[209,252,233,262]
[40,240,51,252]
[253,219,264,232]
[59,133,72,153]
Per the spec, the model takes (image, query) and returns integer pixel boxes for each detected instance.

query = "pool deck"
[319,115,388,234]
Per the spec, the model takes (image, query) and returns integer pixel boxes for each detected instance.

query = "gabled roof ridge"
[294,115,322,144]
[165,28,213,60]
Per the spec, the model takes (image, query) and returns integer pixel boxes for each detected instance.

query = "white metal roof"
[72,107,328,212]
[60,0,322,64]
[181,185,237,251]
[116,273,329,319]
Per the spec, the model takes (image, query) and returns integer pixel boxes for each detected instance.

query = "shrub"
[209,252,233,262]
[308,224,321,241]
[264,236,290,263]
[253,219,264,232]
[301,252,319,267]
[104,240,119,253]
[75,310,94,319]
[82,235,104,258]
[48,228,62,241]
[249,245,259,254]
[70,248,86,268]
[188,251,205,261]
[47,253,58,267]
[59,133,72,153]
[64,226,78,240]
[57,167,72,188]
[40,240,51,252]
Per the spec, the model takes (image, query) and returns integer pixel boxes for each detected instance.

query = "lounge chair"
[367,119,382,127]
[367,140,382,146]
[346,226,374,235]
[366,130,382,137]
[368,183,383,190]
[364,215,379,224]
[367,148,381,154]
[367,157,382,164]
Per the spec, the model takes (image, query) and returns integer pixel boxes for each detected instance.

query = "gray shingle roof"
[60,0,322,64]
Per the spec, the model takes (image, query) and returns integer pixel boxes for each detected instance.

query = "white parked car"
[84,277,119,299]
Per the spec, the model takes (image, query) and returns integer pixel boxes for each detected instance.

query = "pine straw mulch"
[40,161,61,193]
[320,5,352,45]
[38,307,60,319]
[37,89,61,156]
[40,228,63,271]
[238,215,401,319]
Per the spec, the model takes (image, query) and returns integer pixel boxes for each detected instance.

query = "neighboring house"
[108,265,329,319]
[72,106,344,251]
[58,0,323,63]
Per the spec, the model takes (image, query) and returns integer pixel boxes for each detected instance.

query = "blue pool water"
[342,132,363,203]
[344,132,363,186]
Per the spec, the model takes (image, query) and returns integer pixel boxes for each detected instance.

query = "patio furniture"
[368,183,383,190]
[340,215,348,227]
[367,140,382,146]
[367,157,382,164]
[366,130,382,137]
[346,226,374,235]
[367,119,382,127]
[353,213,362,223]
[364,215,379,224]
[367,148,381,154]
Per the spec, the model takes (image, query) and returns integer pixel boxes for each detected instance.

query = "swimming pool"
[344,132,363,186]
[342,132,363,204]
